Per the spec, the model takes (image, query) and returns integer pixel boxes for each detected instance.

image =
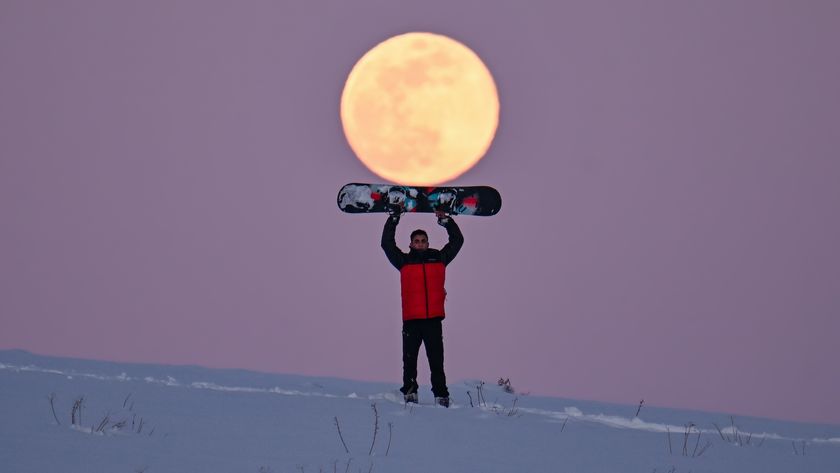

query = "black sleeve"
[381,217,405,270]
[439,218,464,265]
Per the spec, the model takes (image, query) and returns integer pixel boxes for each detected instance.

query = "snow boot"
[404,392,418,404]
[435,396,450,408]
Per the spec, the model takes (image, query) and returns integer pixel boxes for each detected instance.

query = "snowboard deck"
[337,183,501,216]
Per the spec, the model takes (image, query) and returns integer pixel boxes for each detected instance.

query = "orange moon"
[340,32,499,186]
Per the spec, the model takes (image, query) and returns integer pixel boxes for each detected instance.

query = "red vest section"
[400,261,446,320]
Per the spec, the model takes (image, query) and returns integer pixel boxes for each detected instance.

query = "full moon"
[340,32,499,186]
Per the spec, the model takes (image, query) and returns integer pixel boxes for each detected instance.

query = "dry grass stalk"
[71,396,85,426]
[368,403,379,456]
[385,422,393,456]
[95,412,111,433]
[333,417,350,454]
[48,393,61,426]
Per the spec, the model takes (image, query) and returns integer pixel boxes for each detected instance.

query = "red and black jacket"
[381,217,464,321]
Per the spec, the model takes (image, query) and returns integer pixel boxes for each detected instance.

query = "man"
[381,208,464,407]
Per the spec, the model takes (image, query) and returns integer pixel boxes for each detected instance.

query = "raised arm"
[439,216,464,265]
[381,215,405,270]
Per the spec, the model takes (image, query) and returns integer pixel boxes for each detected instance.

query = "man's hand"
[387,204,402,223]
[435,209,451,226]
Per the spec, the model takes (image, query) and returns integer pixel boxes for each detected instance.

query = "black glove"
[437,214,451,227]
[387,205,402,223]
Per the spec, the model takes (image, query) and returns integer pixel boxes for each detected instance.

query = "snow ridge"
[2,361,838,445]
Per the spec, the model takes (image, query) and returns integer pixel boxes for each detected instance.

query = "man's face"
[410,234,429,251]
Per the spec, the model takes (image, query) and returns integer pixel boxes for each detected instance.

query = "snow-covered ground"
[1,350,837,472]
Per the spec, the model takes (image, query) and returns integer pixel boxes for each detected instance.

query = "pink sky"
[2,1,839,424]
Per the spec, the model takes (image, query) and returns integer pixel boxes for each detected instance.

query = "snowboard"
[337,183,502,216]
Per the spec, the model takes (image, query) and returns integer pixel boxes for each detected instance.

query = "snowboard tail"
[337,183,501,217]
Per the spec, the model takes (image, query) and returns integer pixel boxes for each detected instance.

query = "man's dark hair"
[410,229,428,241]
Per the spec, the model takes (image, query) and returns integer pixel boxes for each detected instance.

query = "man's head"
[409,229,429,251]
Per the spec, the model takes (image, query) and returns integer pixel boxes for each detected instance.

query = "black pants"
[400,318,449,398]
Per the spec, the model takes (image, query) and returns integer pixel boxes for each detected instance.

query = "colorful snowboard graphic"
[337,183,501,216]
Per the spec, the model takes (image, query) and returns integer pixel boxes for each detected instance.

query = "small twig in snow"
[385,422,393,456]
[48,393,61,426]
[692,429,702,457]
[334,417,350,454]
[505,397,520,416]
[368,403,380,456]
[71,396,85,426]
[635,399,644,418]
[695,440,712,457]
[95,412,111,433]
[476,381,486,407]
[713,423,728,442]
[731,416,741,446]
[682,423,694,456]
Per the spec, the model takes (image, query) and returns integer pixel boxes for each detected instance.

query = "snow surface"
[1,350,838,473]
